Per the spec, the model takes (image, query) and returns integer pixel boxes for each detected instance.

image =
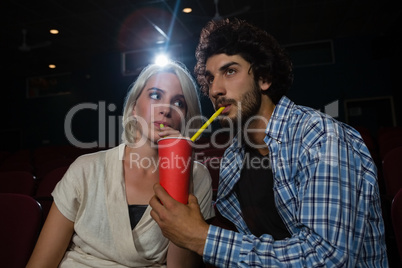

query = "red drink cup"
[158,137,193,204]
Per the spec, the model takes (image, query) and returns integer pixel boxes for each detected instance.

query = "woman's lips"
[154,122,168,129]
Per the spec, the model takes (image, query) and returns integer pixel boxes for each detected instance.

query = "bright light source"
[50,29,59,34]
[182,7,192,13]
[154,54,169,66]
[49,64,56,69]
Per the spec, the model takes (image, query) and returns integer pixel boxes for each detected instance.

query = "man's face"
[205,54,261,128]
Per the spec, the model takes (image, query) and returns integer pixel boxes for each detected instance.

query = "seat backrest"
[0,161,34,173]
[378,127,402,144]
[0,193,42,267]
[392,188,402,263]
[382,147,402,198]
[2,149,32,164]
[35,158,73,179]
[34,165,68,220]
[0,171,36,196]
[35,166,69,197]
[379,137,402,160]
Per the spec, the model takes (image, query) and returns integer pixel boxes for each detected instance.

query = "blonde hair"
[122,61,202,145]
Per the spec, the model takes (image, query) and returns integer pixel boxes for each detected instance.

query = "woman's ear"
[258,78,271,92]
[131,102,137,117]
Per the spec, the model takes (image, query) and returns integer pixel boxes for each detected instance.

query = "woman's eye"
[149,92,161,100]
[173,99,185,109]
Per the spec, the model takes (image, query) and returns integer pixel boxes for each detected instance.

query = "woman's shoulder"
[69,146,118,171]
[57,146,120,192]
[73,149,105,166]
[192,161,209,175]
[192,161,212,187]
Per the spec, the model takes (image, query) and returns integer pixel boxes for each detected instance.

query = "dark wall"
[0,33,399,151]
[288,35,398,137]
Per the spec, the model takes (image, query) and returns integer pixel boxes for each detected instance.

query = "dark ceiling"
[1,0,401,79]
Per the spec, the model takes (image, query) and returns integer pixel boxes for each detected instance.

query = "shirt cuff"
[203,224,242,267]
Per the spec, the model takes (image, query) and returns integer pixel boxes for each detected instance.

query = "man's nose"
[209,77,226,100]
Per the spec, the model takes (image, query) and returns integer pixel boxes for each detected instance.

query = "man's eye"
[226,68,236,75]
[149,92,161,100]
[206,76,214,85]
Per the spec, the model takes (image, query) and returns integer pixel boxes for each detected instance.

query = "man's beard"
[219,81,261,130]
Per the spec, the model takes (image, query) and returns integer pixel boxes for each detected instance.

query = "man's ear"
[258,78,271,91]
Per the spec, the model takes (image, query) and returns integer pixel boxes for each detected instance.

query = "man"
[150,18,388,267]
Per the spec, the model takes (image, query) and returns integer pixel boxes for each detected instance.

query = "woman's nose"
[158,104,171,117]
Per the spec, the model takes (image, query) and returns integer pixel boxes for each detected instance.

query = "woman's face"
[133,72,187,143]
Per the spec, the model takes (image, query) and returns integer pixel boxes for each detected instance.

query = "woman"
[27,61,214,267]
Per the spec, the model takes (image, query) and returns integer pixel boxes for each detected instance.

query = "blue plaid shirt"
[203,96,388,267]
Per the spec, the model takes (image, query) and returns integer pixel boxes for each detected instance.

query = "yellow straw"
[190,107,225,142]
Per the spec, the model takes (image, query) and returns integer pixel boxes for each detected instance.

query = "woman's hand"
[158,124,184,139]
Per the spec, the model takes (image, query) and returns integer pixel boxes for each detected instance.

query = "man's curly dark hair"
[194,18,294,105]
